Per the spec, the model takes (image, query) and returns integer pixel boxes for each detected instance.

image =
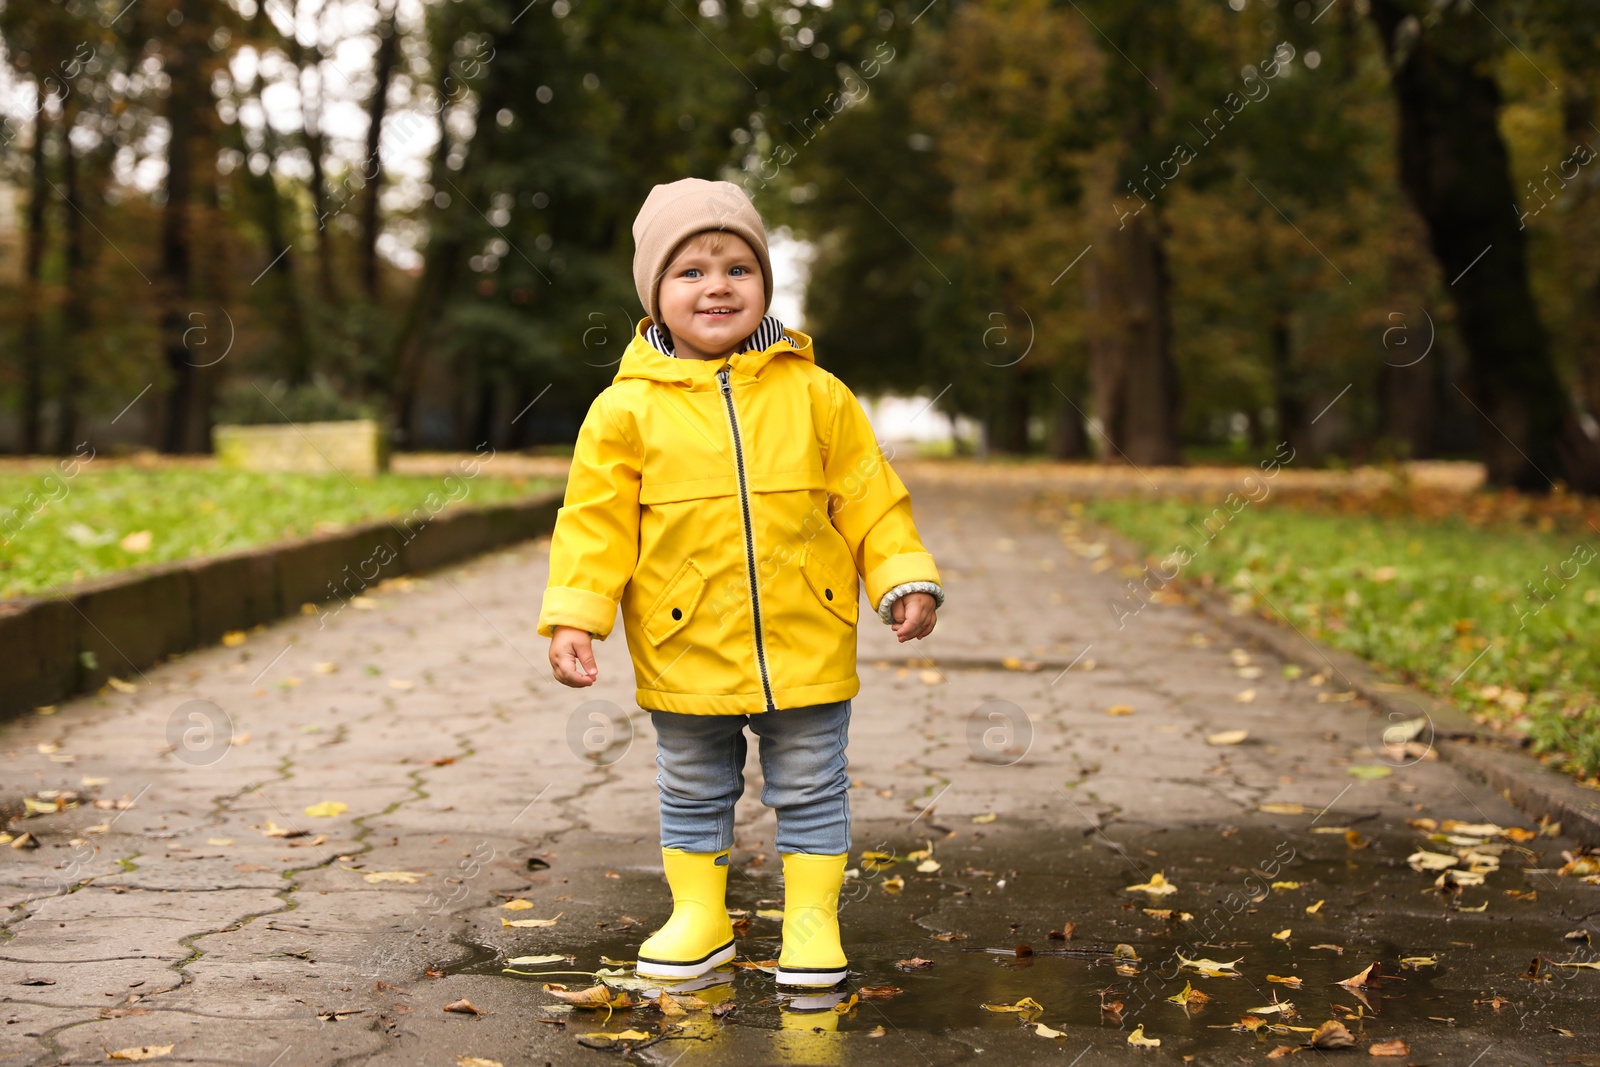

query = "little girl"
[539,178,942,987]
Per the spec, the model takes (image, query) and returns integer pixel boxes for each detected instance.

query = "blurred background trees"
[1,0,1597,491]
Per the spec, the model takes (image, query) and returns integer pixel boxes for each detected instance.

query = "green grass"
[1081,497,1600,779]
[0,467,559,600]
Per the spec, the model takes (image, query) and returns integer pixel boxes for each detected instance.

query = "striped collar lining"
[645,314,786,359]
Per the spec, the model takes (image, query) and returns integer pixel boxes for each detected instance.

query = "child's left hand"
[891,592,938,642]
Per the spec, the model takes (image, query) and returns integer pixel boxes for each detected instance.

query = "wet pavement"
[429,819,1600,1066]
[2,462,1597,1065]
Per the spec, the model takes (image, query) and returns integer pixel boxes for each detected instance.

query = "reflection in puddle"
[443,819,1599,1058]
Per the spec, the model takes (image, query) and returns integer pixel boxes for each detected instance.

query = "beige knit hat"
[632,178,773,325]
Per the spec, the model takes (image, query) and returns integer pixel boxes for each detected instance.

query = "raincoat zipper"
[717,362,777,712]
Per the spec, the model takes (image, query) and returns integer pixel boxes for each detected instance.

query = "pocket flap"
[642,558,708,646]
[801,544,858,625]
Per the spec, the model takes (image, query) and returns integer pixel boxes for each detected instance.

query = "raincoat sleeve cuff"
[538,585,619,640]
[876,580,945,625]
[863,552,941,616]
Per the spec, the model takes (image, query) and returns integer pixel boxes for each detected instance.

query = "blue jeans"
[651,699,852,855]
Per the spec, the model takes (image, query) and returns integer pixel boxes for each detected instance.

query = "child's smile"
[657,233,766,360]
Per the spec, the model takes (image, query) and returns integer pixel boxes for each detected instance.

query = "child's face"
[657,232,765,361]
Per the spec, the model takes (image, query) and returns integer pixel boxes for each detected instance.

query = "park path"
[1,462,1594,1066]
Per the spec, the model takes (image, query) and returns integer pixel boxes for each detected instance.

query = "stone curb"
[0,491,563,723]
[1093,526,1600,849]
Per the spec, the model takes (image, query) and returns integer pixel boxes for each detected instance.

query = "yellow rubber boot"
[635,849,736,979]
[776,852,849,987]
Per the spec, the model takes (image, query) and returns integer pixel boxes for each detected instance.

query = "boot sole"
[775,964,849,987]
[635,939,736,979]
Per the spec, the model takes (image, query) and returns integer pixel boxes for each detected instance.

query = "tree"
[1368,0,1600,491]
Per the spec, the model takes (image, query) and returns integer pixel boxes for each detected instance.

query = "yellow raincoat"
[537,320,941,715]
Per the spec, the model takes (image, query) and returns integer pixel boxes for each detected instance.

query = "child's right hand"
[550,626,600,687]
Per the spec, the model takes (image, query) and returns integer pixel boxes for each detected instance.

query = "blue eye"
[682,268,700,278]
[730,266,747,276]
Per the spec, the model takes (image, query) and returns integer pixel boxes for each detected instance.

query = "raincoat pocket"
[642,557,708,647]
[800,543,858,626]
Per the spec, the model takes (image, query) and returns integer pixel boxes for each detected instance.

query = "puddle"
[441,818,1599,1059]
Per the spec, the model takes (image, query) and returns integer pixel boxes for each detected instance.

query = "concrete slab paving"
[3,466,1596,1065]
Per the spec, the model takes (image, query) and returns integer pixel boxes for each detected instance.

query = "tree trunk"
[1118,214,1180,465]
[1086,210,1182,466]
[289,1,339,301]
[1085,223,1124,464]
[55,97,86,455]
[20,90,49,456]
[985,371,1031,454]
[1270,307,1311,461]
[158,0,212,453]
[1381,355,1437,462]
[1556,81,1600,428]
[1367,0,1600,491]
[238,16,313,386]
[359,5,400,301]
[388,30,507,444]
[1046,371,1088,459]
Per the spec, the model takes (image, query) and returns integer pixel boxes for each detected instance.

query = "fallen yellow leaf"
[501,899,535,910]
[982,996,1044,1015]
[357,870,426,884]
[1106,704,1135,716]
[108,1047,173,1062]
[1177,952,1243,978]
[578,1030,651,1045]
[119,530,153,553]
[1127,1024,1160,1047]
[659,990,710,1015]
[1125,872,1177,897]
[304,801,348,818]
[542,984,635,1010]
